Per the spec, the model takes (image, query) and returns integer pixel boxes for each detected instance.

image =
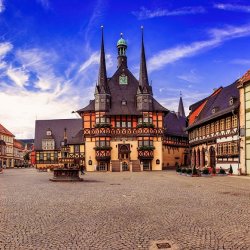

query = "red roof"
[0,124,14,137]
[188,87,222,126]
[238,70,250,86]
[14,139,23,149]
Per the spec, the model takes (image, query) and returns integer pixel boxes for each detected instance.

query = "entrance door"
[209,146,216,168]
[142,160,151,171]
[122,161,129,171]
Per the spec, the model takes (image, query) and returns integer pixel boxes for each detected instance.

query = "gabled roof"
[238,69,250,87]
[34,119,82,150]
[187,81,239,130]
[164,111,187,137]
[0,124,14,137]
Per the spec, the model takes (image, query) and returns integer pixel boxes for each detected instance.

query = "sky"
[0,0,250,138]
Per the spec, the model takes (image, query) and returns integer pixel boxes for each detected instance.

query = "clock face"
[119,74,128,85]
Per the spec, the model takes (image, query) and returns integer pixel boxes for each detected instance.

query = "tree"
[24,152,30,162]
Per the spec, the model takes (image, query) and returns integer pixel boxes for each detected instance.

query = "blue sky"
[0,0,250,138]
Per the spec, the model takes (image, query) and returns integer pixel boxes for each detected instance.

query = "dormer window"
[212,107,219,114]
[46,129,52,136]
[229,96,236,106]
[121,100,127,106]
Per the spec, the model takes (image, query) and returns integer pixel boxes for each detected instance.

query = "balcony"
[95,149,111,161]
[137,146,155,160]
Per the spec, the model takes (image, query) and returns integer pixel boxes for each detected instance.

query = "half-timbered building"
[77,28,169,171]
[238,70,250,175]
[34,119,84,169]
[187,81,240,173]
[34,29,190,172]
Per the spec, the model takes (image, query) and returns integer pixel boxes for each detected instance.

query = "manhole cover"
[156,242,171,249]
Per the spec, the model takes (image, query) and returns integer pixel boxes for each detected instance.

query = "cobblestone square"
[0,169,250,249]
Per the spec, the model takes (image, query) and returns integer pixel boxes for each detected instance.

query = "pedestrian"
[80,165,85,175]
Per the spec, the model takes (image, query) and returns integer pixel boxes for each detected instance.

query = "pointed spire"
[98,25,108,93]
[178,92,186,118]
[139,26,150,93]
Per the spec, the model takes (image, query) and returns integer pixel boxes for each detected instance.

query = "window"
[54,152,58,160]
[39,153,44,161]
[226,117,231,130]
[96,117,110,124]
[223,143,228,155]
[202,126,205,136]
[199,128,201,137]
[138,140,153,147]
[218,144,222,155]
[211,123,214,133]
[47,153,51,161]
[121,100,127,106]
[220,119,225,131]
[206,125,210,135]
[46,129,52,136]
[96,140,110,147]
[138,117,152,124]
[232,142,239,154]
[232,115,238,128]
[228,142,232,154]
[74,145,80,153]
[215,121,219,132]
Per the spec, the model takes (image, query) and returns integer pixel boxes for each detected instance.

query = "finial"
[141,25,144,29]
[180,91,182,97]
[120,32,123,38]
[101,25,104,29]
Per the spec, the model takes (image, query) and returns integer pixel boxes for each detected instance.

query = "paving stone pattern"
[0,169,250,250]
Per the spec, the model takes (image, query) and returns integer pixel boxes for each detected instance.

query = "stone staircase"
[132,160,141,172]
[111,160,120,172]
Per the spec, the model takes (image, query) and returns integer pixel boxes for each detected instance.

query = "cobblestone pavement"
[0,169,250,250]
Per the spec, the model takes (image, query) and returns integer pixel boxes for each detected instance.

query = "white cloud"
[214,3,250,12]
[84,0,106,53]
[79,52,99,73]
[7,67,29,87]
[0,42,12,59]
[16,48,63,91]
[0,44,100,138]
[0,0,5,13]
[132,6,205,20]
[148,24,250,72]
[79,51,113,73]
[177,69,202,83]
[230,59,250,65]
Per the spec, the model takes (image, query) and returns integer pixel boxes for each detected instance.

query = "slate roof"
[34,119,82,150]
[187,81,239,130]
[77,100,95,113]
[69,129,84,145]
[77,67,168,115]
[164,112,188,137]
